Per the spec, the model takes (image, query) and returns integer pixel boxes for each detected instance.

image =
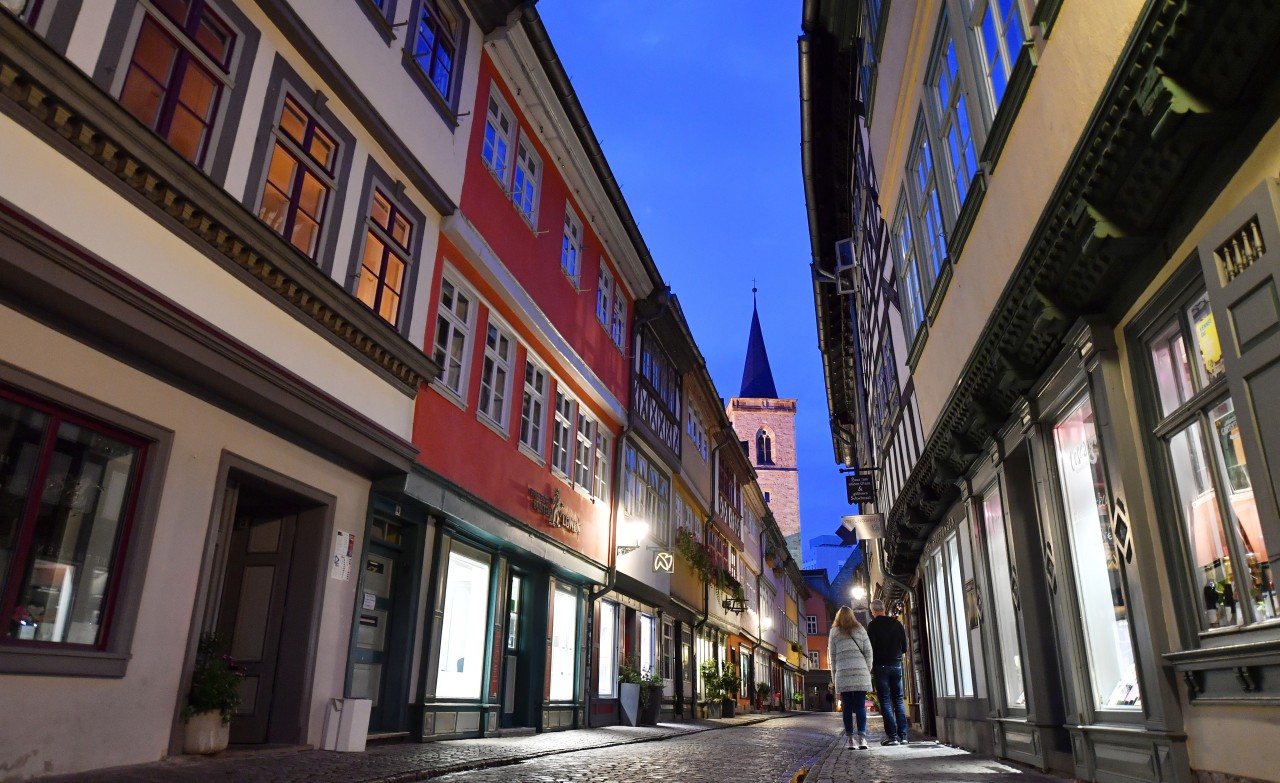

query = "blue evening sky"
[538,2,850,565]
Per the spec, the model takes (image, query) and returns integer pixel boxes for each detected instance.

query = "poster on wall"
[330,530,354,581]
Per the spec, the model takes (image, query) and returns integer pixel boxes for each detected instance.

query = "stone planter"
[183,710,229,755]
[619,682,641,726]
[638,685,662,725]
[707,699,722,719]
[721,698,736,718]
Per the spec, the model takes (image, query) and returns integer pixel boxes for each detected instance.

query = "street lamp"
[851,585,867,601]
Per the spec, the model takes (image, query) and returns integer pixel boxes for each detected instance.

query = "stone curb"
[375,713,798,783]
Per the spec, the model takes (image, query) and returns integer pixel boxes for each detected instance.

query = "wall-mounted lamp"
[616,516,649,556]
[851,585,867,601]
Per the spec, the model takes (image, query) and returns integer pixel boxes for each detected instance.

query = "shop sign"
[631,377,681,457]
[528,488,581,535]
[841,513,884,539]
[845,474,875,505]
[653,551,674,573]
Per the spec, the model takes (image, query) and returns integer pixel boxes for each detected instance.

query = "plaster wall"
[0,307,370,780]
[0,111,414,438]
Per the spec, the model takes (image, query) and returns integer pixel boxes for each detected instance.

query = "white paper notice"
[330,530,354,581]
[363,592,376,610]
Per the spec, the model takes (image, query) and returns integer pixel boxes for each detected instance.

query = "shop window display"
[549,587,577,701]
[1053,395,1141,709]
[981,483,1026,708]
[1146,291,1276,629]
[436,546,490,699]
[597,600,618,697]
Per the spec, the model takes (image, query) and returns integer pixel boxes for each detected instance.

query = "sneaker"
[857,733,869,750]
[898,736,910,745]
[845,736,855,750]
[880,738,899,746]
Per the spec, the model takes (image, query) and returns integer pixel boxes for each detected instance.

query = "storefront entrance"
[500,569,537,729]
[351,516,419,733]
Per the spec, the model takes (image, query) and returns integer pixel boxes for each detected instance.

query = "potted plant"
[700,659,723,719]
[755,681,771,711]
[792,691,805,711]
[182,632,242,754]
[618,657,642,726]
[719,662,741,718]
[638,667,663,725]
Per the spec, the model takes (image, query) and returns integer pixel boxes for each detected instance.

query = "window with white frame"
[662,619,675,680]
[805,615,818,635]
[894,202,927,344]
[969,0,1026,115]
[562,206,583,285]
[908,121,947,281]
[512,137,540,225]
[482,89,513,181]
[673,493,698,534]
[623,442,671,544]
[593,428,611,502]
[639,612,656,677]
[519,360,547,455]
[808,651,820,668]
[687,410,709,461]
[477,320,514,426]
[611,285,627,349]
[929,32,979,208]
[597,600,619,697]
[574,410,595,490]
[433,276,473,397]
[552,390,574,476]
[597,263,614,329]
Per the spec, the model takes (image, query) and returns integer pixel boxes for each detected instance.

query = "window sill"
[1031,0,1066,38]
[477,411,509,440]
[399,50,460,130]
[431,381,469,411]
[906,322,929,373]
[947,171,987,263]
[979,43,1037,176]
[355,0,397,45]
[0,645,130,677]
[518,441,546,466]
[925,260,954,326]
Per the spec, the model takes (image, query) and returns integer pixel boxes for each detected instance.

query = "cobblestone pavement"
[38,714,784,783]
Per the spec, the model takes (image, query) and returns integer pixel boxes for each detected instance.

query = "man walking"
[866,599,910,746]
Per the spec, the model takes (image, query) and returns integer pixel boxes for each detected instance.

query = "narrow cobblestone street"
[40,713,1072,783]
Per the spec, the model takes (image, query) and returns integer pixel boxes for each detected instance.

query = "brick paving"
[39,714,788,783]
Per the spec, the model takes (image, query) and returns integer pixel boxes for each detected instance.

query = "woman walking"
[828,605,874,750]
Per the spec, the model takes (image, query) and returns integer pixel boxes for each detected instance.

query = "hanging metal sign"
[653,551,674,573]
[845,474,876,505]
[841,513,885,539]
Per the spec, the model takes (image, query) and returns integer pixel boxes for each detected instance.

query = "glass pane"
[371,192,391,230]
[436,546,490,699]
[1187,293,1225,386]
[309,129,336,171]
[946,535,974,696]
[1208,398,1278,620]
[1168,423,1240,629]
[1053,395,1140,709]
[0,399,49,598]
[1149,322,1195,417]
[506,575,521,650]
[549,588,577,701]
[279,98,307,143]
[8,421,140,645]
[931,553,954,695]
[982,486,1025,706]
[194,8,234,66]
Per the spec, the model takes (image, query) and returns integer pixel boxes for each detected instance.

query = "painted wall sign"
[528,487,581,535]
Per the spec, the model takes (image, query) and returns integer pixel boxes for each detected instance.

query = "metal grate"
[1214,215,1266,283]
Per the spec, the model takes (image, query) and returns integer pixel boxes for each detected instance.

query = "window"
[611,284,627,349]
[894,203,927,344]
[549,586,577,701]
[687,410,709,461]
[1053,394,1140,709]
[512,138,541,225]
[925,532,975,698]
[410,0,461,101]
[433,276,474,397]
[551,390,574,477]
[673,493,697,534]
[929,34,979,208]
[257,96,339,258]
[805,615,818,635]
[639,612,656,677]
[623,443,671,545]
[477,320,514,426]
[437,544,491,699]
[482,90,514,181]
[662,618,675,680]
[355,189,412,327]
[519,360,547,455]
[908,123,947,280]
[755,429,773,465]
[574,410,595,490]
[970,0,1026,114]
[593,428,611,503]
[872,339,901,448]
[0,391,147,649]
[808,650,820,668]
[981,481,1026,708]
[117,0,235,166]
[1143,290,1276,629]
[562,206,583,285]
[597,600,619,697]
[597,264,614,329]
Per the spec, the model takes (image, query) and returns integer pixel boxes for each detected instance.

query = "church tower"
[727,294,802,561]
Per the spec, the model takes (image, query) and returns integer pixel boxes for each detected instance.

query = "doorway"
[350,516,418,733]
[500,570,531,728]
[199,469,329,747]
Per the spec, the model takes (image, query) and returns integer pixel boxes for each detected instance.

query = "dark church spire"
[739,288,778,398]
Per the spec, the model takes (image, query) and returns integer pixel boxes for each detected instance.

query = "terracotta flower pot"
[183,710,229,754]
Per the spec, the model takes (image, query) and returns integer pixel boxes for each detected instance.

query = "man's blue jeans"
[873,663,908,741]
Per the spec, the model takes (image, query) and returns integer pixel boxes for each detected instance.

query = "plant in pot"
[755,681,771,711]
[700,659,723,719]
[182,632,242,754]
[792,691,805,711]
[719,662,741,719]
[638,667,664,725]
[618,656,643,727]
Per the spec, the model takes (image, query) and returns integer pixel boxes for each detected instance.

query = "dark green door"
[351,518,413,732]
[500,571,530,728]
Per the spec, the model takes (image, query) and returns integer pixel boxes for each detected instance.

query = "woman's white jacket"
[828,624,874,694]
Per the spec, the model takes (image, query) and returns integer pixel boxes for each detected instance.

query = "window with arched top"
[756,430,773,465]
